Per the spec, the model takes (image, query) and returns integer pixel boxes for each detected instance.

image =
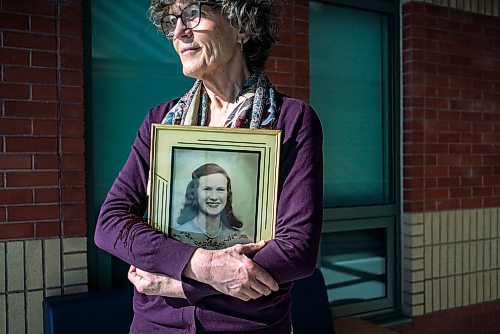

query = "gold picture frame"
[148,124,281,249]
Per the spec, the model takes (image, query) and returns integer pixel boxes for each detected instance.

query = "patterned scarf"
[161,70,277,129]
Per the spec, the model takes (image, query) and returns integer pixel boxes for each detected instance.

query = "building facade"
[0,0,499,333]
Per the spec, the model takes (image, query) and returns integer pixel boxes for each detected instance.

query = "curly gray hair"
[148,0,284,69]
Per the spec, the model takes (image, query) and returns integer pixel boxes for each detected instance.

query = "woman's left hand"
[128,265,186,299]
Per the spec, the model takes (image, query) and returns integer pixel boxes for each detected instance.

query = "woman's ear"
[237,32,250,44]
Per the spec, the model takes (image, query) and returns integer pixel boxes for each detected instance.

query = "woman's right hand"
[183,241,279,301]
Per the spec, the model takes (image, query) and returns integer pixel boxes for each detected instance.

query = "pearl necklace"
[194,216,222,239]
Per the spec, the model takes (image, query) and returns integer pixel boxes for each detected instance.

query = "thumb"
[237,240,266,254]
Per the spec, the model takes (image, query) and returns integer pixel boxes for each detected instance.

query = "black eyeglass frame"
[160,2,203,38]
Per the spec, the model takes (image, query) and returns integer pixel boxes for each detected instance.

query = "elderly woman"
[94,0,323,333]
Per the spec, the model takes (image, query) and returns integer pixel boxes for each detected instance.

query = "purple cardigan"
[94,94,323,333]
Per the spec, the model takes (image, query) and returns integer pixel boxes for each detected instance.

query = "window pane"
[320,228,387,306]
[91,1,193,208]
[91,0,193,285]
[310,2,392,207]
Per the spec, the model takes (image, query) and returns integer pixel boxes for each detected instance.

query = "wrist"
[183,248,212,284]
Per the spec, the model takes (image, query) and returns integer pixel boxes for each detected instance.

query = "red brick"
[31,51,57,68]
[34,188,60,203]
[63,219,86,236]
[450,188,471,198]
[5,137,57,153]
[60,155,84,170]
[460,134,481,144]
[293,33,308,47]
[8,204,59,222]
[426,144,448,154]
[61,171,85,186]
[60,4,83,20]
[4,101,57,118]
[404,178,424,189]
[437,178,460,188]
[32,86,58,101]
[425,98,449,110]
[0,83,30,100]
[473,187,492,197]
[461,177,483,187]
[35,221,61,238]
[60,86,83,103]
[0,155,32,170]
[2,0,56,16]
[484,177,500,186]
[0,48,30,66]
[62,187,85,203]
[0,189,33,205]
[2,32,56,51]
[449,78,473,89]
[30,16,55,34]
[60,36,83,54]
[3,66,57,84]
[461,90,482,100]
[0,223,34,240]
[448,121,472,132]
[425,120,448,132]
[60,20,83,37]
[61,120,84,137]
[6,171,59,187]
[0,208,5,222]
[60,70,84,86]
[462,155,484,166]
[437,133,460,143]
[484,156,500,165]
[424,155,437,166]
[62,204,85,220]
[449,167,471,177]
[0,119,31,135]
[404,154,424,165]
[34,155,59,169]
[405,166,424,178]
[472,166,493,176]
[424,178,437,188]
[295,47,309,61]
[60,104,84,119]
[32,120,58,136]
[426,166,448,177]
[472,144,494,155]
[0,12,30,30]
[61,138,84,154]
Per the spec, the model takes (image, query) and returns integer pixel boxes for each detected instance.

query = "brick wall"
[403,1,500,213]
[267,0,310,103]
[400,1,500,333]
[1,1,87,332]
[0,0,86,240]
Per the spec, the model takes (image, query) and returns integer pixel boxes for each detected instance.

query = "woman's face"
[197,173,228,217]
[169,2,242,79]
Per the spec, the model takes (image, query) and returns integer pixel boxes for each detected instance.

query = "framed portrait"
[148,124,281,249]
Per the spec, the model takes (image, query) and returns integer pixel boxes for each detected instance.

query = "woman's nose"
[173,18,190,39]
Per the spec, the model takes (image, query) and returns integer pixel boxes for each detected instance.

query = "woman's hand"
[128,265,186,299]
[184,241,279,301]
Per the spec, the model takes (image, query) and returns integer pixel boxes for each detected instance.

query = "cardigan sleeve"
[94,103,198,282]
[251,100,324,283]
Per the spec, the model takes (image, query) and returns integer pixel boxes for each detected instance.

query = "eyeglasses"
[161,2,202,38]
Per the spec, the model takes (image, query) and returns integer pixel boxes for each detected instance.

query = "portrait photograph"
[149,125,281,249]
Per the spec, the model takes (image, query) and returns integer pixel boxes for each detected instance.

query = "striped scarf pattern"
[161,71,277,129]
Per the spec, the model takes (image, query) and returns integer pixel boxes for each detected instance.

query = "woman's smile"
[197,173,228,217]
